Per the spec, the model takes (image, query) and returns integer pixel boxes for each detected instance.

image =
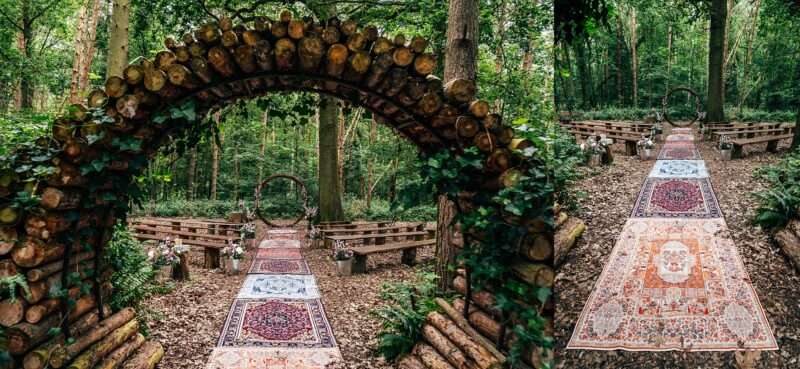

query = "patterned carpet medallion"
[632,178,721,218]
[248,258,311,274]
[238,275,320,299]
[649,160,709,178]
[256,248,304,259]
[657,145,702,160]
[218,298,337,349]
[665,133,694,142]
[568,218,777,351]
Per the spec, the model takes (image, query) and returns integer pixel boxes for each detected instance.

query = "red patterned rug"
[249,258,311,274]
[256,248,304,259]
[657,145,701,160]
[217,298,337,349]
[632,178,721,218]
[568,218,777,351]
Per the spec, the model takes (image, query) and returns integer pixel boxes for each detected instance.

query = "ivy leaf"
[535,287,551,304]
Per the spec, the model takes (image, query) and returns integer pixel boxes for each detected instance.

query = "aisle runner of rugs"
[206,229,342,368]
[568,128,778,351]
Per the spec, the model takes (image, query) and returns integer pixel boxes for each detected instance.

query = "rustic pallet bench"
[129,218,240,268]
[320,223,423,247]
[326,230,430,247]
[351,239,436,273]
[131,218,241,237]
[561,123,645,155]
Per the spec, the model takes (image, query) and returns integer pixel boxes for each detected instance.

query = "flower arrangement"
[580,135,604,155]
[637,135,655,150]
[148,237,184,267]
[222,242,245,260]
[239,222,256,240]
[333,240,353,261]
[719,135,733,150]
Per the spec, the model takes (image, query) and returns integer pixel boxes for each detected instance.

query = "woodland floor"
[138,219,434,369]
[555,125,800,369]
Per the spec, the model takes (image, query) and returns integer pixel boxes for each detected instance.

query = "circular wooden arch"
[254,173,309,227]
[0,10,549,367]
[661,87,702,127]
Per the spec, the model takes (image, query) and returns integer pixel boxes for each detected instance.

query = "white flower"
[147,250,155,260]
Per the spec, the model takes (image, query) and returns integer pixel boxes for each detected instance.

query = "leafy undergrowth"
[752,147,800,229]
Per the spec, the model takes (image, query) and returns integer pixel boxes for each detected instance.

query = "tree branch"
[0,8,24,32]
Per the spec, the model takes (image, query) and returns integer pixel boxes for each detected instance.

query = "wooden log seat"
[730,133,794,158]
[320,222,424,247]
[351,239,436,273]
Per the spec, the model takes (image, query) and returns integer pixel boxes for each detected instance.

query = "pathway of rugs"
[568,128,779,351]
[206,229,342,369]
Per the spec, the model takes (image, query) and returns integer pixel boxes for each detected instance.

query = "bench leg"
[732,144,743,159]
[767,140,779,152]
[352,254,368,274]
[625,141,637,156]
[401,248,417,266]
[204,248,220,269]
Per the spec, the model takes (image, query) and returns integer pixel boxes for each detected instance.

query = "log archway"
[0,10,553,369]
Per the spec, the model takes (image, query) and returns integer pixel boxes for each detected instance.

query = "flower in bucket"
[637,135,655,150]
[149,237,180,267]
[222,242,245,260]
[719,135,732,150]
[239,222,256,239]
[333,240,353,261]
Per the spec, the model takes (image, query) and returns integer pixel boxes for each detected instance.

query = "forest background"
[0,0,554,221]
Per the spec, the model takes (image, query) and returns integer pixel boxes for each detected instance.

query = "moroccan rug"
[249,258,311,275]
[256,248,304,259]
[238,275,320,299]
[632,178,721,218]
[259,239,302,249]
[206,347,341,369]
[567,218,777,351]
[665,133,694,142]
[218,298,337,349]
[649,160,708,178]
[657,145,701,160]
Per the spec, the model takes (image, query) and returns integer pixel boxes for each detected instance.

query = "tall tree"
[210,112,221,201]
[436,0,479,291]
[106,0,130,78]
[69,0,101,104]
[707,0,728,122]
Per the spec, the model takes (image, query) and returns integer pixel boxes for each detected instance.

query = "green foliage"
[752,148,800,229]
[105,223,155,311]
[373,269,441,362]
[0,273,31,301]
[572,107,795,122]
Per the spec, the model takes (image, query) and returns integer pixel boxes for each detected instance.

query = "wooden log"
[189,57,214,83]
[195,23,220,44]
[393,33,406,46]
[233,45,257,74]
[340,19,357,36]
[554,216,585,266]
[427,312,500,369]
[473,132,496,152]
[452,276,500,317]
[5,312,61,354]
[11,239,64,268]
[510,262,555,288]
[23,280,49,305]
[154,51,176,71]
[123,65,144,85]
[142,68,166,92]
[241,30,261,47]
[87,89,108,108]
[415,92,443,117]
[40,187,81,210]
[346,33,366,51]
[188,42,205,58]
[774,227,800,272]
[221,30,238,48]
[452,298,502,342]
[325,44,348,77]
[50,308,136,368]
[207,46,236,77]
[23,334,64,369]
[444,79,476,104]
[496,127,514,145]
[254,40,274,71]
[271,20,287,39]
[365,53,394,88]
[455,116,479,138]
[413,53,436,76]
[420,324,475,369]
[379,68,408,97]
[95,333,145,369]
[397,355,427,369]
[288,20,305,39]
[174,46,191,63]
[520,233,553,262]
[344,51,370,81]
[392,47,414,67]
[413,342,455,369]
[435,298,507,365]
[115,95,139,119]
[165,64,200,89]
[0,259,17,278]
[67,319,139,369]
[298,36,324,71]
[274,38,296,71]
[1,226,17,255]
[468,100,489,118]
[372,37,394,55]
[120,341,163,369]
[25,214,69,240]
[104,77,127,98]
[24,298,60,324]
[410,36,429,53]
[321,26,341,45]
[0,298,26,327]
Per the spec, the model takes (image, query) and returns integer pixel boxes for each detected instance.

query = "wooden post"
[401,248,416,266]
[352,254,367,273]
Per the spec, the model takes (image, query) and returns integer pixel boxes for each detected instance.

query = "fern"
[104,223,156,311]
[753,148,800,229]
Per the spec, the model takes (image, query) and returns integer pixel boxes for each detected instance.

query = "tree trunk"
[187,148,197,200]
[436,0,479,291]
[18,0,34,109]
[575,37,593,109]
[210,112,221,201]
[630,9,638,108]
[366,117,376,208]
[792,61,800,149]
[107,0,130,78]
[707,0,728,122]
[666,23,672,96]
[318,96,344,221]
[616,17,624,105]
[78,0,101,94]
[69,3,89,104]
[258,111,268,185]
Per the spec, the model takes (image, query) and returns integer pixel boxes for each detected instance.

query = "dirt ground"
[139,220,434,369]
[555,125,800,369]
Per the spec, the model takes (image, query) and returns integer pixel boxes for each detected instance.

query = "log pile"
[553,208,585,266]
[773,218,800,272]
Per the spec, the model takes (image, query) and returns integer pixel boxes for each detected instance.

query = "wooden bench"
[320,222,423,247]
[326,230,430,247]
[561,121,647,155]
[730,133,794,158]
[128,218,241,268]
[351,239,436,273]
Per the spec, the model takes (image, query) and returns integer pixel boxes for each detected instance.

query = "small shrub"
[372,269,441,362]
[752,148,800,229]
[105,223,156,311]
